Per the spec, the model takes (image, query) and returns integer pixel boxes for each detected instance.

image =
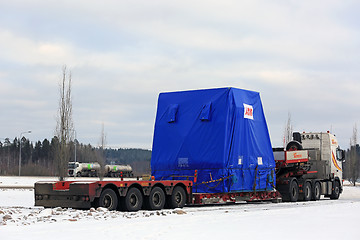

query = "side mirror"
[336,149,345,161]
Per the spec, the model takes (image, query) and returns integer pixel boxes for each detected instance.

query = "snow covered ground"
[1,177,360,240]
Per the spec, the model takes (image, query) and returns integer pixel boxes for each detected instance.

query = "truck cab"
[300,132,344,197]
[68,161,80,177]
[279,131,345,201]
[301,132,344,181]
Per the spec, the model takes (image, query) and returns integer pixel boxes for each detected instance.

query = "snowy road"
[1,177,360,240]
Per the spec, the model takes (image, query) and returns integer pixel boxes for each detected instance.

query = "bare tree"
[55,66,74,181]
[283,112,293,148]
[97,123,106,180]
[349,123,359,186]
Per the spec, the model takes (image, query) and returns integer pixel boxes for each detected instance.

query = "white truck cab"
[299,132,345,198]
[301,132,344,180]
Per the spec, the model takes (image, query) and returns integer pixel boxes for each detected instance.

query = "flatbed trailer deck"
[35,179,281,211]
[35,180,193,211]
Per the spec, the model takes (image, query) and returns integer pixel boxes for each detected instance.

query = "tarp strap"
[253,166,258,192]
[194,174,233,189]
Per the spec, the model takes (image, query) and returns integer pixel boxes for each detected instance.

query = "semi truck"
[68,162,133,178]
[35,87,345,211]
[274,131,344,202]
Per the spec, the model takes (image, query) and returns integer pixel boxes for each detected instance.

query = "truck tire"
[303,181,312,201]
[123,187,143,212]
[330,181,340,200]
[98,189,118,211]
[146,187,165,210]
[288,179,299,202]
[312,181,321,201]
[168,186,186,209]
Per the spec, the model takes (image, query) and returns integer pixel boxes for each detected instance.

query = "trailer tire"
[168,186,186,209]
[98,189,118,211]
[146,187,165,210]
[303,181,312,201]
[330,181,340,200]
[123,188,143,212]
[288,179,299,202]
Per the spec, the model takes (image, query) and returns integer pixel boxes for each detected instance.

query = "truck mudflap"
[193,190,282,205]
[34,181,100,209]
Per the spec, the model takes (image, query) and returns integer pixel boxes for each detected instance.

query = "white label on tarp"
[243,104,254,120]
[178,158,189,168]
[258,157,263,165]
[238,156,243,165]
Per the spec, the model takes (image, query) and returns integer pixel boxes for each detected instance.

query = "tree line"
[0,137,151,176]
[1,134,359,180]
[343,144,360,185]
[343,125,360,185]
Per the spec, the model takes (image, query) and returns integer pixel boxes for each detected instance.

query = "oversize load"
[151,87,275,193]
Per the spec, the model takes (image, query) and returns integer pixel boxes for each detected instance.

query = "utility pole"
[73,129,77,163]
[19,130,31,176]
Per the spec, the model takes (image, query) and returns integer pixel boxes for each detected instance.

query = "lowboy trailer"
[34,177,281,211]
[34,88,344,211]
[35,179,193,211]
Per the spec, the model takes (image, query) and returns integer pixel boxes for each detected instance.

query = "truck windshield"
[68,163,76,169]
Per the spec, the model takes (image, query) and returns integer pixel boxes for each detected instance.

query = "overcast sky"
[0,0,359,150]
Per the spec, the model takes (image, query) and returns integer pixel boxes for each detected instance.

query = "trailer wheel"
[330,181,340,200]
[289,179,299,202]
[312,181,321,201]
[123,188,143,212]
[98,189,118,211]
[146,187,165,210]
[303,181,312,201]
[168,186,186,209]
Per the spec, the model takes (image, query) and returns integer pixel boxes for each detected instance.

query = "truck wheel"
[76,172,81,177]
[312,181,321,201]
[330,181,340,200]
[168,186,186,209]
[146,187,165,210]
[98,189,118,211]
[289,179,299,202]
[303,181,312,201]
[123,188,143,212]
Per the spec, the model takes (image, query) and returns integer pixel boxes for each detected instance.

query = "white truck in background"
[68,162,133,178]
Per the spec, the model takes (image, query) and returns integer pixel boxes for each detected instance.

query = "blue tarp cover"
[151,87,275,193]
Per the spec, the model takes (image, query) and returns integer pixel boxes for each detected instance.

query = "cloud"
[0,1,359,149]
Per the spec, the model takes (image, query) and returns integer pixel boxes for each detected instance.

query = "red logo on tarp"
[243,104,254,120]
[245,108,253,117]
